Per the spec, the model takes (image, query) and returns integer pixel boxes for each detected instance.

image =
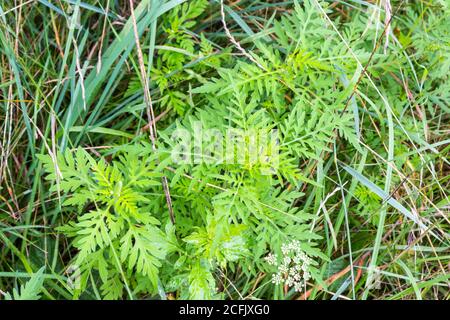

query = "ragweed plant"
[38,146,178,299]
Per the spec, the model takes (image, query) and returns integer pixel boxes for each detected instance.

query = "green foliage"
[4,268,45,300]
[2,0,449,301]
[126,0,227,116]
[39,146,175,298]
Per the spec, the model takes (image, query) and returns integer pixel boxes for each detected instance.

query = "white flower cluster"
[264,240,312,292]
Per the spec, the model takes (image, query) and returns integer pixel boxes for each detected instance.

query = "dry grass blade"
[129,0,175,224]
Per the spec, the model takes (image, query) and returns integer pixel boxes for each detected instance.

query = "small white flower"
[290,240,301,250]
[289,267,297,276]
[286,276,294,286]
[265,240,314,292]
[294,282,303,292]
[279,263,289,273]
[264,253,278,266]
[271,273,283,285]
[304,272,311,281]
